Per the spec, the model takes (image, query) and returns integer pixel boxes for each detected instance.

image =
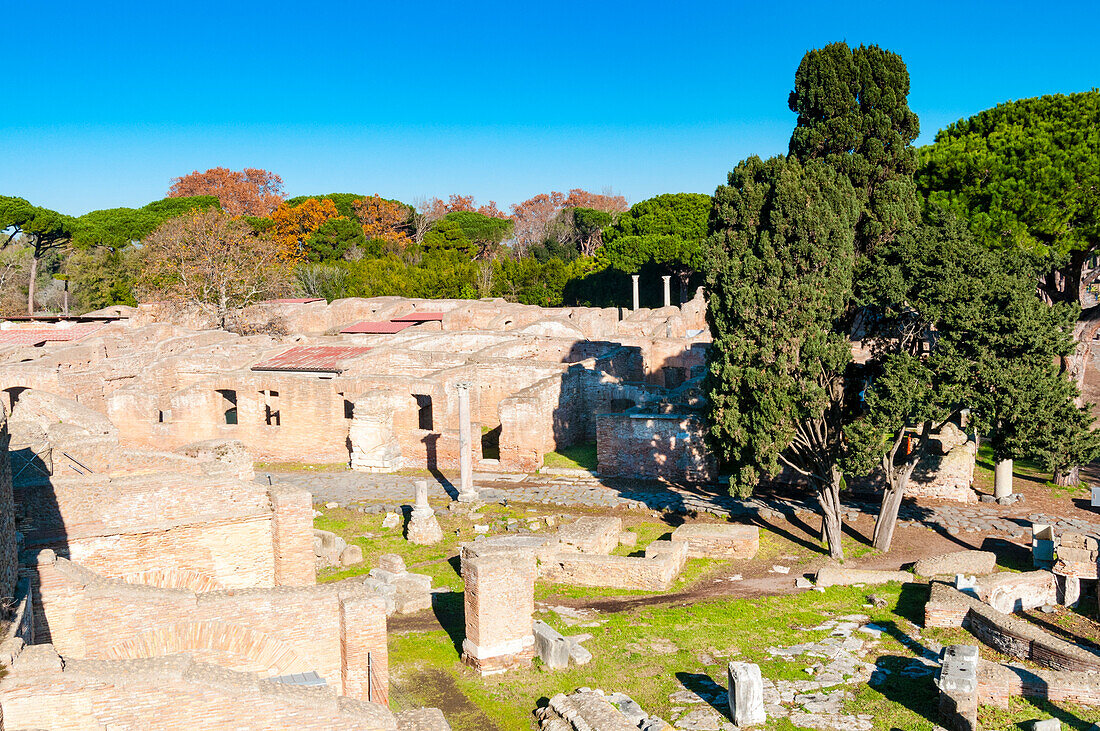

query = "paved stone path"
[265,469,1100,540]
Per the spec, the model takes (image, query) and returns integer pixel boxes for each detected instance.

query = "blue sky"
[3,0,1097,215]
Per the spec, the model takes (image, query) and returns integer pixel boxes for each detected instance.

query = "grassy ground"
[314,502,1100,730]
[255,461,349,472]
[542,444,598,471]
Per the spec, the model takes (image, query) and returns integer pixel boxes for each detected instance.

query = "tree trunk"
[872,465,913,552]
[1054,464,1080,487]
[26,255,38,315]
[817,467,845,561]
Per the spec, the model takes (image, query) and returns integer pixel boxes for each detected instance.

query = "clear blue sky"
[3,0,1097,215]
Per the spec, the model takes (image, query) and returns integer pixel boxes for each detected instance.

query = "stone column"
[727,661,766,726]
[407,479,443,544]
[662,275,671,307]
[456,383,477,502]
[994,458,1013,498]
[937,645,978,731]
[631,274,640,311]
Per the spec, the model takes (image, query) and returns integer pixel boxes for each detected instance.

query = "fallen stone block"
[728,661,766,726]
[534,620,570,670]
[977,570,1057,613]
[568,642,592,666]
[914,550,997,577]
[382,512,401,529]
[1031,720,1061,731]
[339,544,363,566]
[671,523,759,559]
[938,645,978,731]
[618,531,638,548]
[815,566,912,587]
[378,553,407,574]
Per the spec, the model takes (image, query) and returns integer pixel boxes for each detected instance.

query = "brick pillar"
[340,592,389,705]
[460,542,536,675]
[0,416,17,599]
[269,485,315,586]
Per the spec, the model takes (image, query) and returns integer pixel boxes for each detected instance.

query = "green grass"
[542,443,598,471]
[255,460,349,472]
[389,582,966,731]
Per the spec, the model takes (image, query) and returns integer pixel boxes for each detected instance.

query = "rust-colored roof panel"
[340,320,417,334]
[391,311,445,322]
[251,345,373,373]
[0,323,107,346]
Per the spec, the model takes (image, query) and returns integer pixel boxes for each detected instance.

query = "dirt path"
[391,668,501,731]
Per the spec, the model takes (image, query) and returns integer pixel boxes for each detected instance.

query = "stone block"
[533,620,570,670]
[727,661,766,726]
[378,553,407,574]
[671,523,758,559]
[815,566,912,587]
[979,570,1057,613]
[938,645,978,731]
[1032,720,1061,731]
[382,512,401,529]
[339,544,363,566]
[1092,486,1100,508]
[568,642,593,666]
[556,517,622,555]
[914,551,997,577]
[619,531,638,548]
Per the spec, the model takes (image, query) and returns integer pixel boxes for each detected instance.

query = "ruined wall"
[460,541,537,675]
[0,414,16,599]
[24,552,387,701]
[596,409,716,483]
[498,367,587,471]
[19,471,299,590]
[537,540,688,591]
[1,649,399,730]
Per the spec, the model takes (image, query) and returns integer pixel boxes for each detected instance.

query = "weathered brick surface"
[0,415,17,598]
[978,659,1100,708]
[556,517,622,555]
[538,540,688,591]
[0,647,400,730]
[23,552,388,699]
[924,582,1100,673]
[596,409,716,483]
[460,542,536,675]
[670,523,758,559]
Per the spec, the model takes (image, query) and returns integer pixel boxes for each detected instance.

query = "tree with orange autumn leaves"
[270,197,340,263]
[167,167,285,217]
[353,195,411,248]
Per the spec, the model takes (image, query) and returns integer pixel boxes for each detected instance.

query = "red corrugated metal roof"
[391,311,445,322]
[340,320,417,334]
[0,323,107,346]
[251,346,374,373]
[260,298,325,304]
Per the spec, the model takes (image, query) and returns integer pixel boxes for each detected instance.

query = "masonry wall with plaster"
[0,402,447,729]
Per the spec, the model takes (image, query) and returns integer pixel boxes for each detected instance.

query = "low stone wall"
[537,540,688,591]
[23,551,388,702]
[1,645,400,731]
[671,523,758,559]
[978,659,1100,709]
[556,517,621,555]
[925,582,1100,673]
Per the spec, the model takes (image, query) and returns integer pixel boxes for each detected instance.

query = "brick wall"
[978,659,1100,708]
[0,415,16,599]
[596,409,716,483]
[23,552,387,700]
[1,649,400,731]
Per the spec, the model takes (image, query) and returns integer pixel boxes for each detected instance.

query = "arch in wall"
[101,622,317,678]
[118,567,222,593]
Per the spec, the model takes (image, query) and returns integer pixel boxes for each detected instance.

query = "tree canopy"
[704,155,859,558]
[599,193,712,276]
[167,167,285,217]
[789,42,921,254]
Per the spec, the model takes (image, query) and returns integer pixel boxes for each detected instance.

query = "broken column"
[727,661,766,726]
[662,275,671,307]
[994,458,1013,499]
[461,541,536,675]
[631,274,640,311]
[455,382,477,502]
[938,645,979,731]
[406,479,443,545]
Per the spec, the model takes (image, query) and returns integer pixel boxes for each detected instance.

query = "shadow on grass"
[980,536,1033,573]
[674,672,730,719]
[431,589,467,657]
[868,653,939,725]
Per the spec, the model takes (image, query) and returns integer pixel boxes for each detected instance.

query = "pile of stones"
[364,553,434,616]
[536,688,671,731]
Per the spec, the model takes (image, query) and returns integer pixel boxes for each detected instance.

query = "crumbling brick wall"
[596,409,716,483]
[23,551,387,701]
